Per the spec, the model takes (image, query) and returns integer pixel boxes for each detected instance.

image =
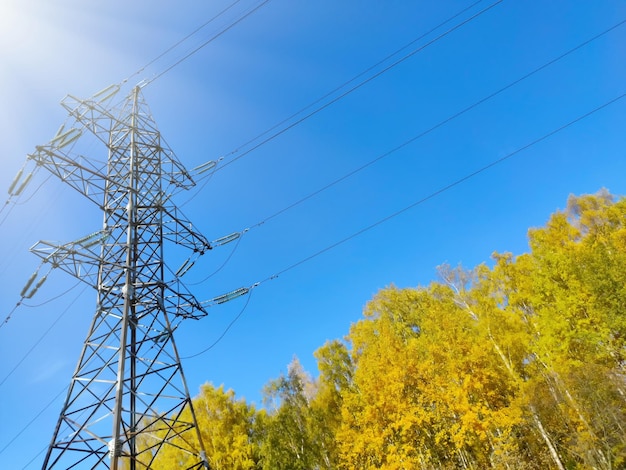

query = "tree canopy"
[149,191,626,469]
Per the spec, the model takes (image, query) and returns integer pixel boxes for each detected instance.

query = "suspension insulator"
[7,168,23,195]
[213,287,249,304]
[50,128,76,145]
[20,272,38,298]
[56,129,82,149]
[54,124,65,139]
[193,160,217,175]
[213,232,241,246]
[75,231,101,245]
[83,233,108,248]
[156,330,170,343]
[25,274,47,299]
[92,84,120,103]
[175,259,195,278]
[12,172,33,197]
[175,259,191,277]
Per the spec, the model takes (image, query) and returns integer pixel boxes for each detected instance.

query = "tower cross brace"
[22,85,212,469]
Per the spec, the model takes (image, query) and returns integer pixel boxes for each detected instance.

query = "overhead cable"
[0,285,86,388]
[0,385,68,457]
[208,0,486,168]
[246,16,626,230]
[0,304,20,332]
[186,0,504,203]
[141,0,272,88]
[183,92,626,356]
[255,92,626,284]
[182,290,254,359]
[201,17,626,243]
[122,0,244,86]
[187,231,246,286]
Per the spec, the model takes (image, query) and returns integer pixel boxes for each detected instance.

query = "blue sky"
[1,0,625,467]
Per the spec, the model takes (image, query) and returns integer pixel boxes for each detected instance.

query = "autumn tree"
[148,383,259,469]
[146,190,626,470]
[257,357,320,470]
[507,191,626,468]
[335,191,626,469]
[310,340,354,469]
[336,283,525,469]
[436,191,626,468]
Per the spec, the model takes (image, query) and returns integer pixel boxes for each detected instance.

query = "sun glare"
[0,1,99,162]
[0,1,50,71]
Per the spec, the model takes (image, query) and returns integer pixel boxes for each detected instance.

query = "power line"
[0,303,20,332]
[182,290,254,359]
[205,0,486,170]
[214,0,503,170]
[256,92,626,284]
[0,385,68,457]
[141,0,272,87]
[180,91,626,359]
[0,285,86,388]
[186,0,504,203]
[122,0,244,86]
[232,17,626,232]
[22,446,46,470]
[186,233,244,286]
[0,200,17,228]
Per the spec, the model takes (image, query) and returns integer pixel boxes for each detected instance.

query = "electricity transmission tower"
[16,84,213,469]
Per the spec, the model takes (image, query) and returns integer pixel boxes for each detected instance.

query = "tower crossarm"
[60,85,122,146]
[29,231,112,289]
[164,280,210,320]
[155,141,197,193]
[62,86,197,194]
[162,205,213,255]
[26,144,109,207]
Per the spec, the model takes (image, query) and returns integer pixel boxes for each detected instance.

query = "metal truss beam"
[37,86,211,470]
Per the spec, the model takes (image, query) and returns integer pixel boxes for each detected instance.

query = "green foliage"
[258,357,322,470]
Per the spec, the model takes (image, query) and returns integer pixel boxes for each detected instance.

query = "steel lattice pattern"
[25,86,211,470]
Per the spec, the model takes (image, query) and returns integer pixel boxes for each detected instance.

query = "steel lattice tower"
[20,85,212,469]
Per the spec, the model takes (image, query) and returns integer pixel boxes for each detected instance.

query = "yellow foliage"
[143,191,626,470]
